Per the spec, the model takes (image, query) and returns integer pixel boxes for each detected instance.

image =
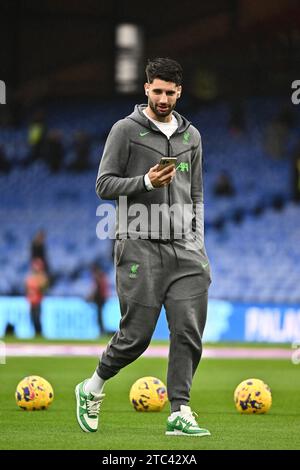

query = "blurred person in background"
[264,117,288,159]
[0,144,11,173]
[26,110,47,165]
[264,106,295,160]
[213,171,235,197]
[292,141,300,203]
[89,263,110,336]
[31,229,50,275]
[69,130,92,172]
[25,258,49,337]
[44,129,64,173]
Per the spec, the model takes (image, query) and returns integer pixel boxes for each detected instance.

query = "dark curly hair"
[145,58,183,86]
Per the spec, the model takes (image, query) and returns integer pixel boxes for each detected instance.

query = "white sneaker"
[166,405,211,437]
[75,380,105,432]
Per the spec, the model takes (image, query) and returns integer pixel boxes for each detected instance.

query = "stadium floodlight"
[115,24,144,94]
[0,80,6,104]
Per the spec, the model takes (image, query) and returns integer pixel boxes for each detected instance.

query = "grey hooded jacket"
[96,104,205,244]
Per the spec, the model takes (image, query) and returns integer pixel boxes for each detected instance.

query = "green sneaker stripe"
[80,413,97,433]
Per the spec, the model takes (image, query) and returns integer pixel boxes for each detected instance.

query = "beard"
[149,99,176,119]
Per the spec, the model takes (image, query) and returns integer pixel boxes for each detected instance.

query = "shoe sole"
[165,430,211,437]
[75,384,96,433]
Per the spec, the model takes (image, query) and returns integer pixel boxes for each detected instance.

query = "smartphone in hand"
[158,157,177,171]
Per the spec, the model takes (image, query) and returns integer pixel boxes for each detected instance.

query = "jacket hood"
[127,104,191,134]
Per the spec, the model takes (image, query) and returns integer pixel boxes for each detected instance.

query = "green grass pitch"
[0,356,299,450]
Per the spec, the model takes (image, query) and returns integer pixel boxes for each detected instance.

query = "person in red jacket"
[25,258,49,336]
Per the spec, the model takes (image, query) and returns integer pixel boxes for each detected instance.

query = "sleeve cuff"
[144,174,154,191]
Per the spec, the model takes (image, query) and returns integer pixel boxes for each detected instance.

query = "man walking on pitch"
[75,58,211,436]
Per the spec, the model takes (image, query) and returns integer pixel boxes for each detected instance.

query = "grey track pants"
[97,239,211,411]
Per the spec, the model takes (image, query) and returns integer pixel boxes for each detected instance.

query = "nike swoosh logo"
[202,262,209,269]
[80,397,86,409]
[174,419,188,431]
[139,131,150,137]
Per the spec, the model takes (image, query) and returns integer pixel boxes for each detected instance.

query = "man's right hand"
[147,164,176,188]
